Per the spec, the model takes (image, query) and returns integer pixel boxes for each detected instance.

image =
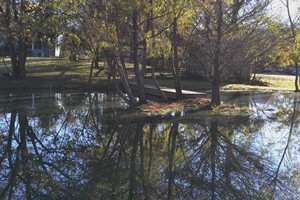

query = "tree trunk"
[141,40,147,78]
[295,62,299,92]
[88,61,94,90]
[132,10,147,104]
[128,124,142,200]
[147,1,168,101]
[6,0,27,79]
[172,16,182,99]
[211,0,223,106]
[10,40,27,79]
[19,107,31,199]
[94,48,100,69]
[18,38,27,78]
[286,0,299,91]
[105,55,113,88]
[150,62,169,101]
[113,56,137,106]
[272,96,297,190]
[167,120,178,200]
[210,118,218,200]
[0,110,17,199]
[9,43,19,78]
[211,80,221,106]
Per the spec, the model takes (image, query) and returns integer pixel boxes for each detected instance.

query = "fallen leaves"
[138,98,211,114]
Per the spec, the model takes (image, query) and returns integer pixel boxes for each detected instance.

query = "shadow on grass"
[249,76,269,86]
[0,74,106,94]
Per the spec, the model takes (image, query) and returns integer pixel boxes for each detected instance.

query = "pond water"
[0,91,300,199]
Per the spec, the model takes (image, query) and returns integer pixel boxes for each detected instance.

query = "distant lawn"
[222,74,295,92]
[0,57,297,93]
[0,57,106,93]
[0,57,142,93]
[144,75,212,92]
[255,74,295,89]
[0,57,91,75]
[145,73,296,93]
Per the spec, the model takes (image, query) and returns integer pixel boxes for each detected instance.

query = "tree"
[0,0,58,79]
[1,0,28,79]
[69,0,189,104]
[168,0,184,99]
[150,0,192,99]
[280,0,300,91]
[187,0,274,106]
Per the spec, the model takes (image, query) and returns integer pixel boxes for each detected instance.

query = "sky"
[270,0,300,22]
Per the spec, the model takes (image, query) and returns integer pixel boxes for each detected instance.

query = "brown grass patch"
[138,98,211,114]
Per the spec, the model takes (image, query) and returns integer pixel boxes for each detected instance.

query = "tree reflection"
[0,94,84,199]
[265,95,300,199]
[78,112,279,199]
[0,92,300,199]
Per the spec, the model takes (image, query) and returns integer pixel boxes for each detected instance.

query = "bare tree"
[188,0,274,106]
[280,0,300,91]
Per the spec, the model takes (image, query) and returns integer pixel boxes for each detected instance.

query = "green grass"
[146,73,296,93]
[0,57,297,93]
[212,104,253,116]
[0,57,105,93]
[144,76,212,92]
[222,74,295,92]
[256,74,294,89]
[0,57,90,74]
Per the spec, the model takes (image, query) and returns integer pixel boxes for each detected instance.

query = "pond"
[0,91,299,199]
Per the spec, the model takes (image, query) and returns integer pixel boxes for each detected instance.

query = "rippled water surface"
[0,92,300,199]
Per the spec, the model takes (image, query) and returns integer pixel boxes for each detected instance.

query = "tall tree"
[2,0,28,78]
[0,0,57,79]
[280,0,300,91]
[170,0,182,99]
[188,0,273,106]
[159,0,192,99]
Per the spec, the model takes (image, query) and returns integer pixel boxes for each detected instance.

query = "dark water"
[0,92,300,199]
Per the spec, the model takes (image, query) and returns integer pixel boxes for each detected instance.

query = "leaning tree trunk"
[112,54,137,106]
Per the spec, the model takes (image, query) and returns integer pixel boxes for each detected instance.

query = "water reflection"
[0,92,299,199]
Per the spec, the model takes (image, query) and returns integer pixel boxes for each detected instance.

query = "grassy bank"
[0,57,106,93]
[0,57,296,93]
[145,73,295,93]
[222,74,295,92]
